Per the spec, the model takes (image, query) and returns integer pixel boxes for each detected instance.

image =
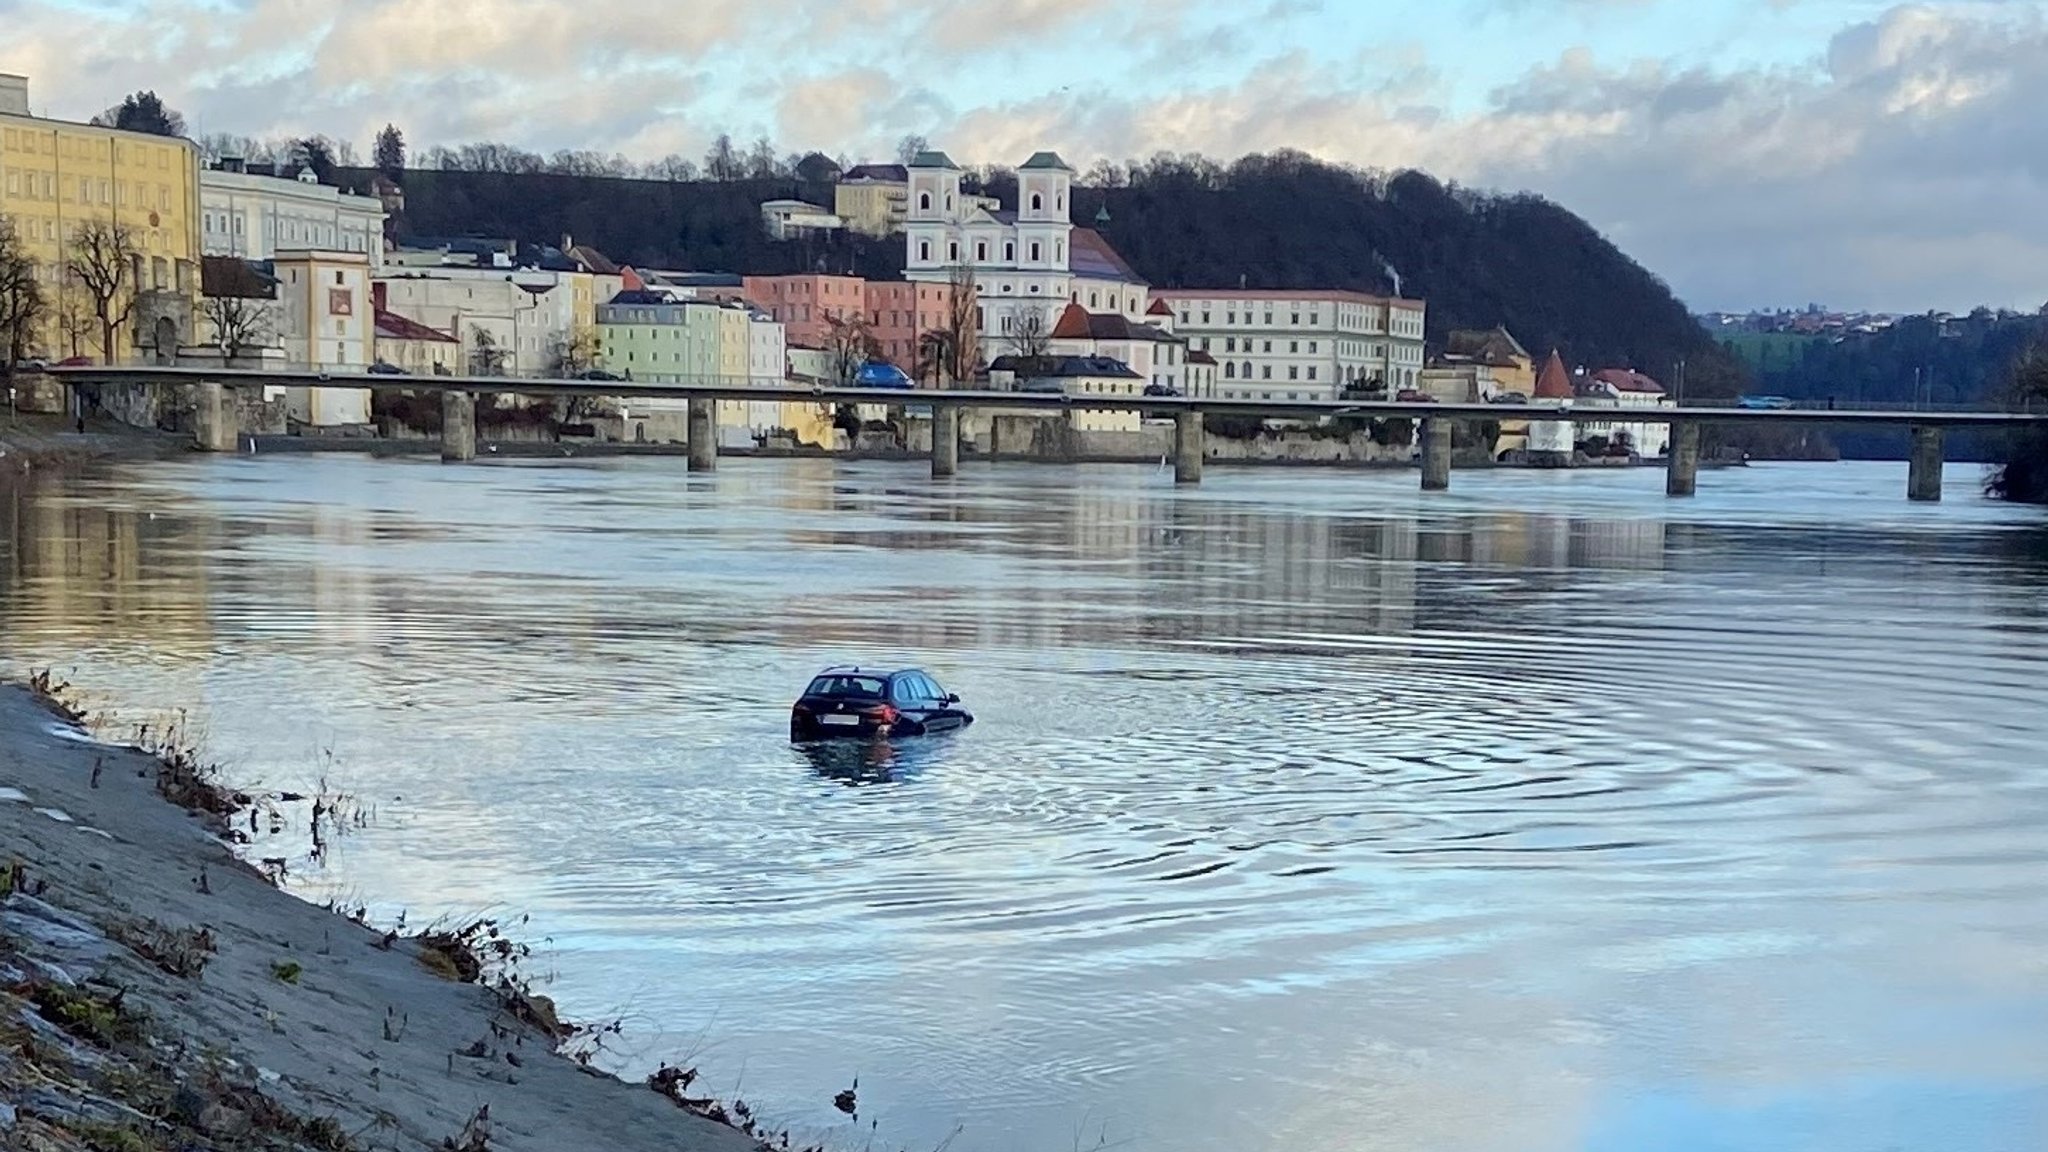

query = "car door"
[889,675,930,733]
[918,674,965,731]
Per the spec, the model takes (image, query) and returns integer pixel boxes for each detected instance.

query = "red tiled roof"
[1186,350,1218,365]
[374,310,459,343]
[621,267,645,292]
[1534,350,1574,400]
[1591,367,1665,394]
[1152,288,1427,308]
[1051,302,1093,340]
[1146,298,1173,316]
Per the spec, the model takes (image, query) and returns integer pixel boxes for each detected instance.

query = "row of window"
[1181,308,1326,328]
[917,238,1065,265]
[2,171,174,212]
[1223,363,1319,381]
[1213,337,1322,355]
[2,128,178,170]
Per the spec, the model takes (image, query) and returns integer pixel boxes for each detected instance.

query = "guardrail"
[43,365,2048,429]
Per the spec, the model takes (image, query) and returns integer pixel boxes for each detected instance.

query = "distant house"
[373,309,462,376]
[835,163,910,237]
[986,353,1146,432]
[760,198,843,241]
[1578,368,1673,458]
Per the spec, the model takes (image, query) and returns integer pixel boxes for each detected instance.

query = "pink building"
[742,274,957,370]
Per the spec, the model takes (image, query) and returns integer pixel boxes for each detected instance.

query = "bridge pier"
[193,381,237,453]
[687,399,717,472]
[1420,418,1452,491]
[1666,421,1700,497]
[441,390,476,462]
[1908,425,1944,502]
[931,404,959,478]
[1174,410,1203,484]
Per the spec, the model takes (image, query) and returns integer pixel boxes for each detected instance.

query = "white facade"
[201,167,385,264]
[273,250,373,426]
[375,269,578,377]
[760,199,843,240]
[1576,373,1674,458]
[1155,290,1427,402]
[906,150,1147,351]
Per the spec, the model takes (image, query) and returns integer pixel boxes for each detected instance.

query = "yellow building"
[0,74,203,362]
[833,164,910,237]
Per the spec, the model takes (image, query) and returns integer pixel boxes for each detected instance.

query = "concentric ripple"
[4,456,2047,1152]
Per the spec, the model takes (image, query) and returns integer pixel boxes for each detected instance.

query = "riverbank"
[0,411,189,470]
[0,680,773,1152]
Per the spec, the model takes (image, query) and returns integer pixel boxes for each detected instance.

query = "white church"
[903,149,1154,350]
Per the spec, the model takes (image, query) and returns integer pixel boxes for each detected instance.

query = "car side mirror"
[946,694,961,704]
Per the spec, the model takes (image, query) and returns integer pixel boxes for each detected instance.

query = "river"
[4,455,2046,1152]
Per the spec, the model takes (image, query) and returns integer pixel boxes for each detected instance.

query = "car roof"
[813,665,927,679]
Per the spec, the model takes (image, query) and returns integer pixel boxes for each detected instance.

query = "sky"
[2,0,2044,314]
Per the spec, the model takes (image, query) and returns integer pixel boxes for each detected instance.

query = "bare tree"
[66,219,142,364]
[646,154,698,181]
[896,134,930,166]
[1007,305,1053,368]
[546,327,601,378]
[823,312,879,383]
[469,326,508,377]
[937,265,980,385]
[0,217,48,374]
[56,292,94,360]
[704,135,741,181]
[200,293,273,361]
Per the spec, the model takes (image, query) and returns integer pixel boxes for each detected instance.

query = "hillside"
[353,152,1747,396]
[1718,310,2047,460]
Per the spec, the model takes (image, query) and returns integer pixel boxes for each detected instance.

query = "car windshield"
[806,674,888,699]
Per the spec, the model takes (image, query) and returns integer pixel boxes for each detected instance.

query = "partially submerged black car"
[790,666,973,742]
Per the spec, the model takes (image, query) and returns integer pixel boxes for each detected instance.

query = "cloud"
[0,0,2041,311]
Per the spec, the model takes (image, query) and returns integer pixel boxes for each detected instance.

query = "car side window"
[890,677,919,706]
[920,674,946,702]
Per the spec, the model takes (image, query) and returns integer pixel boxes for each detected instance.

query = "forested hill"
[353,151,1745,395]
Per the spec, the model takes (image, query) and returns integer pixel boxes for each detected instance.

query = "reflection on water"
[5,457,2048,1152]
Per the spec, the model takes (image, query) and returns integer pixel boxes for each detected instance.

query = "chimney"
[0,74,29,117]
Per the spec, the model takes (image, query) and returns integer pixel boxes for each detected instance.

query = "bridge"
[42,365,2048,503]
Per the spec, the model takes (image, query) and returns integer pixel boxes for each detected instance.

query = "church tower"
[905,149,964,276]
[1015,151,1074,275]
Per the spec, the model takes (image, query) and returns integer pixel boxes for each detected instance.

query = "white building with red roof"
[1149,289,1426,402]
[903,149,1151,360]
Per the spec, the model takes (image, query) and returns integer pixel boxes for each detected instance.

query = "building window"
[919,192,931,210]
[1288,366,1299,380]
[1004,241,1015,261]
[1307,367,1317,380]
[1226,311,1235,323]
[1030,192,1042,211]
[975,241,987,261]
[918,241,930,261]
[949,242,959,261]
[1241,361,1252,377]
[1089,292,1099,308]
[1055,241,1063,262]
[1201,312,1210,324]
[1262,366,1272,380]
[1289,341,1298,353]
[1309,341,1317,353]
[1264,312,1273,325]
[1029,242,1041,261]
[1263,341,1272,353]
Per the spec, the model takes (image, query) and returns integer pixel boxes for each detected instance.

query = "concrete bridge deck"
[42,365,2048,503]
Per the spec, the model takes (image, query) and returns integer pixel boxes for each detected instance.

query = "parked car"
[1487,392,1530,404]
[1018,379,1067,394]
[1395,388,1438,403]
[576,369,625,382]
[854,362,914,389]
[1142,383,1182,397]
[790,666,974,742]
[367,361,409,375]
[1737,395,1797,410]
